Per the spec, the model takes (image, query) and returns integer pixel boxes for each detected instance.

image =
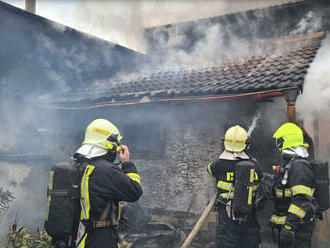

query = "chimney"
[25,0,36,14]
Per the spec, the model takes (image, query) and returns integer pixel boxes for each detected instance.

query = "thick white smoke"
[296,35,330,119]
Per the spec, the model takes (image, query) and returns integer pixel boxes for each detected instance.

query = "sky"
[3,0,299,52]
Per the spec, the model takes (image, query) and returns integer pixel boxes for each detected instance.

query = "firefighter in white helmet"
[207,125,262,248]
[74,119,142,248]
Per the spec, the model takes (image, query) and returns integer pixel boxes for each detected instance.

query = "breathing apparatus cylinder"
[44,162,82,247]
[312,160,330,212]
[232,160,257,221]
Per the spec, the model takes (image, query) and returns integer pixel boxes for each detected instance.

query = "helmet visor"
[276,137,284,150]
[107,133,120,145]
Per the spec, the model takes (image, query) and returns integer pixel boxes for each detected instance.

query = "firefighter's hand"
[279,225,294,248]
[120,145,130,163]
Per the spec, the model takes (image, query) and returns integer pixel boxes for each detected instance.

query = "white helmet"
[83,119,122,152]
[224,125,248,152]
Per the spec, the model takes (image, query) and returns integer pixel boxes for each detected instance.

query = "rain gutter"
[44,87,298,110]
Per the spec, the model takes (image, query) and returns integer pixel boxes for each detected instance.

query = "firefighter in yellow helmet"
[74,119,142,248]
[269,122,315,248]
[207,125,262,248]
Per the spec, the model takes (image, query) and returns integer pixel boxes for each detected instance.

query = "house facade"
[46,32,326,246]
[1,0,330,247]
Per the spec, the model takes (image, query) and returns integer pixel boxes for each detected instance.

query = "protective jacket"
[208,153,262,248]
[269,157,315,248]
[78,157,142,248]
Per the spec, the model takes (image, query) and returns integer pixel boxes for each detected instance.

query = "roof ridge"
[262,31,325,43]
[145,0,322,30]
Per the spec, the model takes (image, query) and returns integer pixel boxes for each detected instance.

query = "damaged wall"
[48,97,288,247]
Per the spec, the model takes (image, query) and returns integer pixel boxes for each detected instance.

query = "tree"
[0,187,14,214]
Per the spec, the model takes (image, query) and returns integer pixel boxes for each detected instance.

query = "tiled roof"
[49,34,323,108]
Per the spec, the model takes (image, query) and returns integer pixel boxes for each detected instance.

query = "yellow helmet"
[83,119,122,151]
[273,122,309,151]
[224,125,248,152]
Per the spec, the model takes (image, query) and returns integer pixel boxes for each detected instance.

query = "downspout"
[283,89,299,123]
[283,88,315,159]
[313,118,319,158]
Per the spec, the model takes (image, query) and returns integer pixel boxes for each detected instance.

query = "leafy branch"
[0,187,15,213]
[5,224,53,248]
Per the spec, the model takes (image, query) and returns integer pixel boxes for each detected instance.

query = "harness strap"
[85,201,118,230]
[100,202,111,221]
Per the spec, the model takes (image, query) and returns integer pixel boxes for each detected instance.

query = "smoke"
[0,161,48,237]
[290,11,322,36]
[150,23,256,67]
[296,35,330,119]
[0,163,32,185]
[247,111,260,137]
[0,91,52,231]
[0,89,42,152]
[142,0,299,25]
[72,0,146,52]
[40,0,299,53]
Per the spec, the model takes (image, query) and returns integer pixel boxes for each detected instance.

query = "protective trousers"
[216,212,260,248]
[81,228,120,248]
[278,221,314,248]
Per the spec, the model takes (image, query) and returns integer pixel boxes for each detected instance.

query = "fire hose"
[180,192,217,248]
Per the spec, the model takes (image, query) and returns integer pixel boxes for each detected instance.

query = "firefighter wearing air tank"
[76,119,142,248]
[207,125,262,248]
[270,123,316,248]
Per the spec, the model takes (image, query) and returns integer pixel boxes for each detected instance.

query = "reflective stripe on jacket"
[78,159,142,248]
[270,158,315,229]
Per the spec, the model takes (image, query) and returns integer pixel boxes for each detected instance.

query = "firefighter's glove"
[315,210,324,220]
[260,175,275,199]
[118,216,130,234]
[279,225,294,248]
